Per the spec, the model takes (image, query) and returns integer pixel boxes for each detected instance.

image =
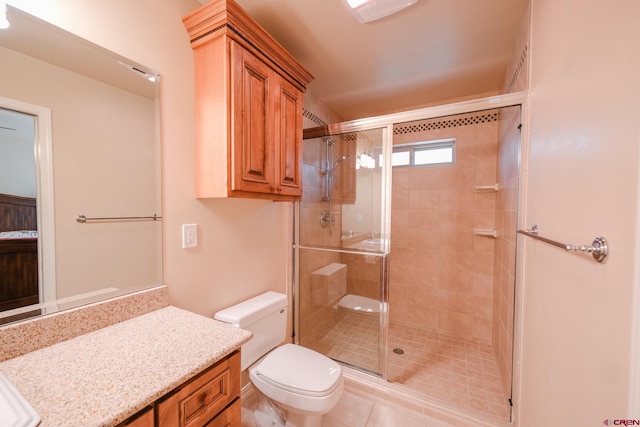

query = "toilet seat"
[251,344,342,396]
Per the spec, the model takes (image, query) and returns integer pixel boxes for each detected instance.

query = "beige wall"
[517,0,640,424]
[7,0,290,317]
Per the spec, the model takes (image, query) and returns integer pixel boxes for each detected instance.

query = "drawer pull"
[203,392,216,406]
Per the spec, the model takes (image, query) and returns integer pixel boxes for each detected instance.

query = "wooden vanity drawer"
[157,351,241,427]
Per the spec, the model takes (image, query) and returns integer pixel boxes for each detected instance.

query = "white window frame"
[374,137,455,168]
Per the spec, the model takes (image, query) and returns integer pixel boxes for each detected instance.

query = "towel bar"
[517,225,608,264]
[76,214,162,223]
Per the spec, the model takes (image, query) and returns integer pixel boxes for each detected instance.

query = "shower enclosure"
[294,94,524,422]
[295,128,390,375]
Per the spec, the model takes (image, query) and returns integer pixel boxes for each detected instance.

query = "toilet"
[214,291,343,427]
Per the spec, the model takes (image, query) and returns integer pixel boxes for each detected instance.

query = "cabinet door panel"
[231,42,274,194]
[157,352,241,427]
[274,77,302,196]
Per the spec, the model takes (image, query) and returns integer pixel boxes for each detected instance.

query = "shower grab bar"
[294,244,388,258]
[76,214,162,223]
[517,224,608,264]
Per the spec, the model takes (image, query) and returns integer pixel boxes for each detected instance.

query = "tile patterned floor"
[242,391,477,427]
[387,323,510,421]
[242,384,504,427]
[301,312,510,422]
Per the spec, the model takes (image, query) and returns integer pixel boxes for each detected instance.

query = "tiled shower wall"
[389,112,499,342]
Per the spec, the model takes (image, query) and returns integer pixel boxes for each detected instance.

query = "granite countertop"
[0,306,252,426]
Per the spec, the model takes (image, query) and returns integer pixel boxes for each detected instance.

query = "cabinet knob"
[203,393,216,405]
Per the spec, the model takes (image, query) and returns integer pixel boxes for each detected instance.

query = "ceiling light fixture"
[342,0,419,23]
[0,1,10,30]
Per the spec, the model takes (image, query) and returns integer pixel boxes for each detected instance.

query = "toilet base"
[250,387,327,427]
[252,394,286,427]
[254,408,285,427]
[285,412,323,427]
[253,406,325,427]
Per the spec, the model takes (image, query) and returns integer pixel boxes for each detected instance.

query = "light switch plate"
[182,224,197,248]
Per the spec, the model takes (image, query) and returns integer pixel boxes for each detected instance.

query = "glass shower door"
[295,127,391,376]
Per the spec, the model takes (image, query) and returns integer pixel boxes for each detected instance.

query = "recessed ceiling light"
[346,0,371,8]
[342,0,419,23]
[0,0,10,30]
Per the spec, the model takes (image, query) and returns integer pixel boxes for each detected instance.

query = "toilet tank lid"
[214,291,287,327]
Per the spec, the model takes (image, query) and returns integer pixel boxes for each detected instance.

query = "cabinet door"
[230,41,274,195]
[273,76,303,197]
[157,352,241,427]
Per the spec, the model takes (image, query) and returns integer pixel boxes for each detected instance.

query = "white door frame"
[1,96,56,304]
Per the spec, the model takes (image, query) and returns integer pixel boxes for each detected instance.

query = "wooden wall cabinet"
[117,351,241,427]
[183,0,313,201]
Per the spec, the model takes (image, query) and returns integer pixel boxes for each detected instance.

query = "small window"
[391,138,455,168]
[414,145,454,166]
[391,150,411,167]
[372,138,455,168]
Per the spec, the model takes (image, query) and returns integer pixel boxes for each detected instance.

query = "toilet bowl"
[250,343,343,427]
[214,291,344,427]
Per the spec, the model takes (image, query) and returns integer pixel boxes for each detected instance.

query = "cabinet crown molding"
[183,0,313,91]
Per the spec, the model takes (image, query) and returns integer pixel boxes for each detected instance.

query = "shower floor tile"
[302,312,510,422]
[387,323,510,422]
[303,311,381,374]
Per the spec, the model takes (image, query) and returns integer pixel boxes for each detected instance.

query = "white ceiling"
[212,0,529,121]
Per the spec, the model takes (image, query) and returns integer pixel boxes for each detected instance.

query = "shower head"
[331,155,350,173]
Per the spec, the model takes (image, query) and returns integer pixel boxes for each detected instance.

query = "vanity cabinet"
[117,351,241,427]
[157,351,240,427]
[183,0,313,201]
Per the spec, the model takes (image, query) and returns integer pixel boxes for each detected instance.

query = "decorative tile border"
[303,108,328,127]
[505,45,528,94]
[394,112,500,134]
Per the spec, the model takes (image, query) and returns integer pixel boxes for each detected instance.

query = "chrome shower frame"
[295,90,528,390]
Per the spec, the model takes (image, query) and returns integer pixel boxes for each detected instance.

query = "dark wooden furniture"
[0,193,39,313]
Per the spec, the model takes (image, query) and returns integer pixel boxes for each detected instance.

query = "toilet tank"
[214,291,288,371]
